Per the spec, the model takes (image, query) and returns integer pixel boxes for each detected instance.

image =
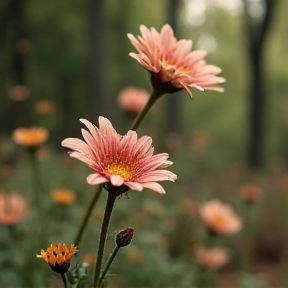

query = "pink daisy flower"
[240,185,263,203]
[127,24,226,98]
[117,86,149,114]
[0,192,29,225]
[199,199,242,236]
[196,246,229,270]
[61,117,176,195]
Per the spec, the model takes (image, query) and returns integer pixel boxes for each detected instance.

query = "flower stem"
[27,149,45,217]
[27,148,48,247]
[130,89,163,131]
[98,245,121,286]
[93,193,117,288]
[241,203,254,273]
[60,273,68,288]
[74,185,102,247]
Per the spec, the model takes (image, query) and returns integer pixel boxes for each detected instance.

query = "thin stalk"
[98,245,121,286]
[129,89,163,131]
[60,273,68,288]
[241,203,254,273]
[27,149,45,218]
[27,148,48,247]
[74,185,102,247]
[93,193,117,288]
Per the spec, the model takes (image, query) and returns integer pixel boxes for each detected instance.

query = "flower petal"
[87,173,108,185]
[110,174,124,186]
[141,182,166,194]
[125,182,144,192]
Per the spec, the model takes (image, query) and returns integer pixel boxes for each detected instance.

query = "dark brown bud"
[116,227,135,247]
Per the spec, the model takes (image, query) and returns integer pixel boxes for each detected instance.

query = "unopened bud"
[116,227,135,247]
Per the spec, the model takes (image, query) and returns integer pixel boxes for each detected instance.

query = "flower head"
[117,86,149,114]
[128,24,226,98]
[240,185,263,204]
[116,227,135,247]
[61,117,176,195]
[12,127,49,148]
[196,246,229,270]
[9,85,30,101]
[52,189,76,205]
[0,192,29,225]
[34,100,56,115]
[37,243,78,274]
[199,199,242,236]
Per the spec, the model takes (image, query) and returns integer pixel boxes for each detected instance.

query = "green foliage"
[0,0,287,287]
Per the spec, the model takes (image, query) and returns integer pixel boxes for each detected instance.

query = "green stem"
[129,89,163,131]
[98,245,121,286]
[93,193,117,288]
[27,149,45,216]
[241,203,254,273]
[74,185,102,247]
[60,273,68,288]
[27,148,48,247]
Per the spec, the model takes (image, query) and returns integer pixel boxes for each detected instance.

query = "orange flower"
[128,250,144,265]
[12,127,49,148]
[9,85,30,101]
[117,87,149,114]
[240,185,263,203]
[52,189,76,205]
[199,199,242,236]
[128,24,226,98]
[196,247,229,270]
[34,100,55,115]
[37,243,78,274]
[0,192,29,225]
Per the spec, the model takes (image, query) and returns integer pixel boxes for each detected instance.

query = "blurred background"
[0,0,288,287]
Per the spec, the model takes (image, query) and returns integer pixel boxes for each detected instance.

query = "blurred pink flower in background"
[9,85,30,101]
[117,86,149,114]
[0,192,29,225]
[15,39,32,54]
[128,24,226,98]
[240,185,263,203]
[199,199,242,236]
[190,131,212,158]
[62,117,177,195]
[196,246,229,270]
[34,100,56,115]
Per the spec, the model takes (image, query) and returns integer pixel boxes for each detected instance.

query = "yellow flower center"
[105,163,134,181]
[214,215,226,227]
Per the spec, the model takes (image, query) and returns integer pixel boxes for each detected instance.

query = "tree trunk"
[243,0,278,168]
[11,0,25,85]
[165,0,181,139]
[10,0,30,128]
[89,0,109,121]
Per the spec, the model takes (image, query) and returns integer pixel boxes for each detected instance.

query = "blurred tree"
[164,0,182,147]
[243,0,279,168]
[11,0,26,86]
[89,0,109,121]
[2,0,31,129]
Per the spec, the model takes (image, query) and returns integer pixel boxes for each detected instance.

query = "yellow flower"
[12,127,49,148]
[37,243,78,274]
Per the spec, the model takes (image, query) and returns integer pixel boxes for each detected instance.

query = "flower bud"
[116,227,135,247]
